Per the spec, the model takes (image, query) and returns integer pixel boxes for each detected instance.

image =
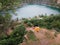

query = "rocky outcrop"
[21,0,57,4]
[57,0,60,4]
[20,0,60,8]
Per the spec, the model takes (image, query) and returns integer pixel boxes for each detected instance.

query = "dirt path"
[21,27,60,45]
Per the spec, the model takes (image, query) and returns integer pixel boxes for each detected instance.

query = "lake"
[12,5,60,19]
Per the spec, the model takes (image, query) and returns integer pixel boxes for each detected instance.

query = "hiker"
[34,26,40,32]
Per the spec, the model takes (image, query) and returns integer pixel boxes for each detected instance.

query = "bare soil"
[21,27,60,45]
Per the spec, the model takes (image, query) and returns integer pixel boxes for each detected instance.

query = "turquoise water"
[12,5,60,19]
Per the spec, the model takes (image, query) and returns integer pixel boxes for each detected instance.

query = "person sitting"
[34,26,40,32]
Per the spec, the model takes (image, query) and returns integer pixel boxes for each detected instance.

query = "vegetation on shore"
[22,14,60,32]
[0,0,21,12]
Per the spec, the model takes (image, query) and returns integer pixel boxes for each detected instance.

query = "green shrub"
[27,22,33,27]
[0,24,26,45]
[27,30,37,41]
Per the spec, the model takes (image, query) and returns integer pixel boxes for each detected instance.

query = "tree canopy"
[0,24,26,45]
[0,0,21,11]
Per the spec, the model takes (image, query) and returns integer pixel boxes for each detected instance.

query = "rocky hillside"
[20,0,60,8]
[57,0,60,4]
